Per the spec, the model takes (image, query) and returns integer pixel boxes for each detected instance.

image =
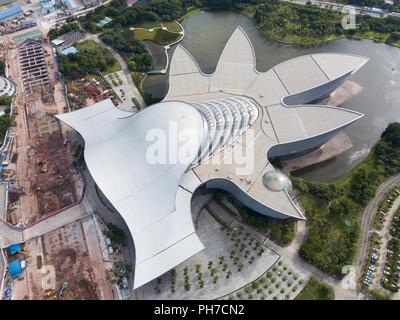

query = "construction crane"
[45,282,69,299]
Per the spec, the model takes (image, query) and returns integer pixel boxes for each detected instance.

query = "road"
[283,0,389,18]
[79,33,147,109]
[355,173,400,279]
[0,196,92,247]
[210,197,358,299]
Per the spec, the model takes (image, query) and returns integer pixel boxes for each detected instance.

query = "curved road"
[355,173,400,279]
[82,33,146,109]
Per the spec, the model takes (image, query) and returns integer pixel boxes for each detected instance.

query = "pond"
[142,11,400,183]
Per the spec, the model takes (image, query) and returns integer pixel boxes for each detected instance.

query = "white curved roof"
[57,27,368,289]
[0,76,15,97]
[57,100,207,288]
[167,27,366,220]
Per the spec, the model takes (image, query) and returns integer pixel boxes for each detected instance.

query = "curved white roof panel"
[57,100,207,288]
[57,27,368,289]
[0,76,15,97]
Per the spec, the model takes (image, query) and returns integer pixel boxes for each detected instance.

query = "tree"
[108,262,131,286]
[104,223,126,248]
[184,282,191,291]
[329,197,356,218]
[199,280,205,288]
[349,167,380,205]
[58,41,118,79]
[382,122,400,147]
[48,22,80,40]
[0,60,5,76]
[0,95,12,106]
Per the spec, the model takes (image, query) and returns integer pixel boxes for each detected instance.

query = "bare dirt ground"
[5,39,82,225]
[41,219,98,299]
[12,217,112,300]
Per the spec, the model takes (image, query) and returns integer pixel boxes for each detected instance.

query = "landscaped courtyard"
[223,258,308,300]
[137,207,308,300]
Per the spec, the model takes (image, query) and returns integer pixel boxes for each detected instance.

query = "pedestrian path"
[0,197,93,248]
[0,220,24,248]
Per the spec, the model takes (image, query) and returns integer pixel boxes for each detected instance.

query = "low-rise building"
[0,6,24,24]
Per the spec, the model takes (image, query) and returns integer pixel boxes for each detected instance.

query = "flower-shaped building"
[56,27,368,289]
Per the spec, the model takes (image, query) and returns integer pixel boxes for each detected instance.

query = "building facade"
[57,27,368,289]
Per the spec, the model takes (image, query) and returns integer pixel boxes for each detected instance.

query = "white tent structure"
[57,27,368,289]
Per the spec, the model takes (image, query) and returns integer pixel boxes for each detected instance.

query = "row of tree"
[253,1,400,41]
[81,0,200,32]
[296,123,400,276]
[100,32,152,73]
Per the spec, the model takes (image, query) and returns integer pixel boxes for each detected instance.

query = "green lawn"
[259,29,342,46]
[129,28,181,44]
[76,40,102,51]
[137,20,162,29]
[295,277,335,300]
[12,29,43,42]
[104,63,121,75]
[177,7,203,22]
[163,21,182,33]
[348,31,400,48]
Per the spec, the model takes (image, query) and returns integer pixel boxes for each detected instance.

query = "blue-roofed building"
[8,259,24,278]
[0,6,24,23]
[8,244,22,255]
[61,46,78,55]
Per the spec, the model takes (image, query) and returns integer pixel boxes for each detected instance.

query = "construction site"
[5,215,113,300]
[0,25,134,300]
[3,35,82,225]
[66,76,120,111]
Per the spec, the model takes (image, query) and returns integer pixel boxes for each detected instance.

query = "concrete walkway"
[0,196,93,248]
[22,197,93,240]
[209,197,357,299]
[0,220,24,248]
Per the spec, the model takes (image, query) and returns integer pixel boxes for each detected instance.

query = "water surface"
[142,11,400,182]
